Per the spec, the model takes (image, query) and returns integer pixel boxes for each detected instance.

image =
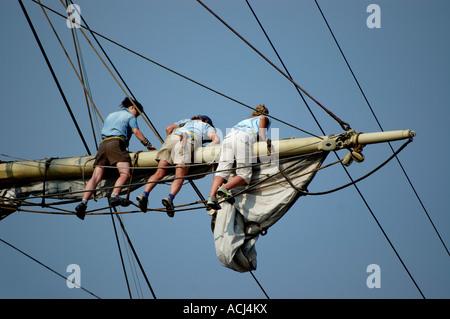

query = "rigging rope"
[30,0,321,139]
[244,0,328,138]
[19,0,92,155]
[16,0,428,300]
[242,0,425,299]
[58,0,210,211]
[66,0,164,144]
[37,0,104,124]
[196,0,351,132]
[109,205,133,299]
[0,237,101,299]
[4,142,412,219]
[68,14,101,149]
[112,206,158,299]
[314,0,448,257]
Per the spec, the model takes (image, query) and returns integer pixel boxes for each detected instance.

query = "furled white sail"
[211,152,328,272]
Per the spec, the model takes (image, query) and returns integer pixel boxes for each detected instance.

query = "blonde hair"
[251,104,269,117]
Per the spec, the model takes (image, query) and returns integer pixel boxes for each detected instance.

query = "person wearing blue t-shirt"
[75,97,155,220]
[136,115,220,217]
[207,104,270,210]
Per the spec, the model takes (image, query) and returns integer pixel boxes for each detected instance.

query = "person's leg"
[76,166,105,219]
[144,160,170,194]
[112,161,131,196]
[160,164,188,217]
[206,175,226,211]
[82,166,105,201]
[209,136,233,198]
[136,160,170,212]
[222,175,246,190]
[222,131,251,192]
[169,164,189,197]
[209,176,226,198]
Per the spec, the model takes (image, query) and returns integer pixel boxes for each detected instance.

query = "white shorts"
[214,130,255,184]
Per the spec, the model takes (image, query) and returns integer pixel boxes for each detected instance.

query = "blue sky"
[0,0,449,299]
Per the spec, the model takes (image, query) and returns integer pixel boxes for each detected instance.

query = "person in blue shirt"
[136,115,220,217]
[207,104,270,210]
[75,97,155,220]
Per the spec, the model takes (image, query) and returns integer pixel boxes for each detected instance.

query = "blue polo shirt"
[173,119,215,142]
[231,116,271,140]
[101,109,139,145]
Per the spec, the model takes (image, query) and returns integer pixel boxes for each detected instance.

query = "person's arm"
[166,123,177,136]
[259,115,270,141]
[207,131,220,144]
[133,127,156,150]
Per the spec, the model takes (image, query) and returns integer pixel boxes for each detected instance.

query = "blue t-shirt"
[101,109,139,145]
[173,119,215,142]
[231,116,271,140]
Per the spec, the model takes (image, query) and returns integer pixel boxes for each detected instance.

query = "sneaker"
[206,197,221,211]
[75,202,87,220]
[162,196,175,218]
[217,186,235,204]
[109,195,124,207]
[136,194,148,213]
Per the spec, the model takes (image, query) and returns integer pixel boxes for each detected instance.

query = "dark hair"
[121,97,143,114]
[191,114,214,128]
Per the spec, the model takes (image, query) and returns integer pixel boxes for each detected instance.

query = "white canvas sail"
[212,152,328,272]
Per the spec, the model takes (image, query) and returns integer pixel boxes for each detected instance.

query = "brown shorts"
[94,138,131,167]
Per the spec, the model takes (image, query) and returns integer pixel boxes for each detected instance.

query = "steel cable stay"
[65,0,165,145]
[57,0,240,232]
[18,0,154,299]
[25,0,271,299]
[68,11,101,150]
[1,142,414,300]
[4,140,412,220]
[111,205,158,299]
[196,0,351,132]
[48,0,149,299]
[13,1,422,300]
[109,205,133,299]
[30,0,322,140]
[18,0,92,156]
[242,0,426,298]
[0,237,101,299]
[313,0,448,257]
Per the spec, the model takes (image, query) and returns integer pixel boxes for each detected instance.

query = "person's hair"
[251,104,269,117]
[191,114,214,127]
[121,97,143,115]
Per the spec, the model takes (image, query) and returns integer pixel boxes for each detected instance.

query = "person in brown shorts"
[75,97,155,220]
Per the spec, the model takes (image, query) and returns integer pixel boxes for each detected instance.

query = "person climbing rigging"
[136,115,220,217]
[75,97,155,220]
[207,104,271,210]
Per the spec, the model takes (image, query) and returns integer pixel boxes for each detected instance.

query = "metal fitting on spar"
[318,138,337,151]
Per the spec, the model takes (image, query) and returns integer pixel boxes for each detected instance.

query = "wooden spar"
[0,129,414,186]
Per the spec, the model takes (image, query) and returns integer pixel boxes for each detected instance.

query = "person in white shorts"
[207,105,270,210]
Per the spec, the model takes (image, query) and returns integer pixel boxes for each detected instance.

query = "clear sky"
[0,0,449,300]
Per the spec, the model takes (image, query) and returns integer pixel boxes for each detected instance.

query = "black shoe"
[162,196,175,218]
[136,194,148,213]
[75,202,87,220]
[109,196,124,207]
[206,197,221,211]
[217,186,235,204]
